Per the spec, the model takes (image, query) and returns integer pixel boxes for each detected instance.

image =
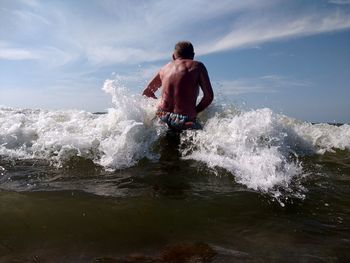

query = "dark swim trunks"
[156,110,202,130]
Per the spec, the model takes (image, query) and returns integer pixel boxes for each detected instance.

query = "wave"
[0,79,161,170]
[1,78,349,199]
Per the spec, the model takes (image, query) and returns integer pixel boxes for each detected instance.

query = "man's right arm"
[142,72,161,99]
[196,63,214,113]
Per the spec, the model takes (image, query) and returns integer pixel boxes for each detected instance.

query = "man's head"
[173,41,194,60]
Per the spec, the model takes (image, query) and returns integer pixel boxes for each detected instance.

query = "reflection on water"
[1,106,350,262]
[0,149,350,262]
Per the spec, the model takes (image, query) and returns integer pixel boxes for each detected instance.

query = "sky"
[0,0,350,123]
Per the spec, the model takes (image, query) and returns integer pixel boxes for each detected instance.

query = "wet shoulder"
[159,62,174,76]
[160,61,173,70]
[183,60,203,71]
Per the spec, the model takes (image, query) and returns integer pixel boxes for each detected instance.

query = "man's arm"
[196,64,214,113]
[142,72,161,99]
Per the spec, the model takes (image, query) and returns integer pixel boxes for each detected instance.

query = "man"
[142,41,214,130]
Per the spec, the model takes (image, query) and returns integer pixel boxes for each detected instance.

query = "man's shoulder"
[181,59,203,68]
[191,60,205,67]
[159,62,173,74]
[191,61,207,73]
[161,59,205,71]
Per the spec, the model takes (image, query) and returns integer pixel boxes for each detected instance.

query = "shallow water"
[0,81,350,262]
[0,141,349,262]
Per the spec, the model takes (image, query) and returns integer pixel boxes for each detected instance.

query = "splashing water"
[180,107,349,201]
[0,78,349,200]
[0,78,160,170]
[180,108,301,201]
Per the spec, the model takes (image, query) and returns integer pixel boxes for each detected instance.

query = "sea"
[0,79,349,262]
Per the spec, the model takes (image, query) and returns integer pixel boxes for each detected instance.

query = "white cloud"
[197,12,350,55]
[73,1,350,63]
[0,45,77,67]
[216,80,274,95]
[329,0,350,4]
[19,0,40,7]
[0,47,39,60]
[0,74,110,111]
[86,46,167,66]
[12,9,50,25]
[108,64,162,90]
[260,75,311,87]
[2,0,350,67]
[215,75,312,95]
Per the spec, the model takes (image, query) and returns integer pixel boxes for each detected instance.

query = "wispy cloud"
[86,47,167,66]
[0,44,76,67]
[198,12,350,54]
[0,47,39,60]
[108,64,162,90]
[19,0,40,7]
[329,0,350,5]
[215,75,312,95]
[1,0,350,67]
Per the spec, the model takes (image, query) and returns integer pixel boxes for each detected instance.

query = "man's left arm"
[196,63,214,113]
[142,72,161,99]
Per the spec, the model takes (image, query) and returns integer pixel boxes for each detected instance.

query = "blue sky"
[0,0,350,123]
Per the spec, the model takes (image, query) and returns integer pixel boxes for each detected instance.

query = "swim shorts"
[156,110,202,130]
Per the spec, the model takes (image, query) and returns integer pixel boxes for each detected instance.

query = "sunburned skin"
[142,56,214,119]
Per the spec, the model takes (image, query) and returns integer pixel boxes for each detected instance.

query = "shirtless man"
[142,41,214,130]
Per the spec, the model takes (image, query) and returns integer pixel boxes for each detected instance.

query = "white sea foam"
[180,107,350,197]
[0,78,160,169]
[281,118,350,154]
[180,109,300,194]
[0,79,349,195]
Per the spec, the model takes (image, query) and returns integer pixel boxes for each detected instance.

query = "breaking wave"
[0,78,349,199]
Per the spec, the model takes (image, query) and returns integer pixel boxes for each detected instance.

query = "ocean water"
[0,79,349,262]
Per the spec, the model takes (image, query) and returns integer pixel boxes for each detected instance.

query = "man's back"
[142,41,213,129]
[159,59,202,118]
